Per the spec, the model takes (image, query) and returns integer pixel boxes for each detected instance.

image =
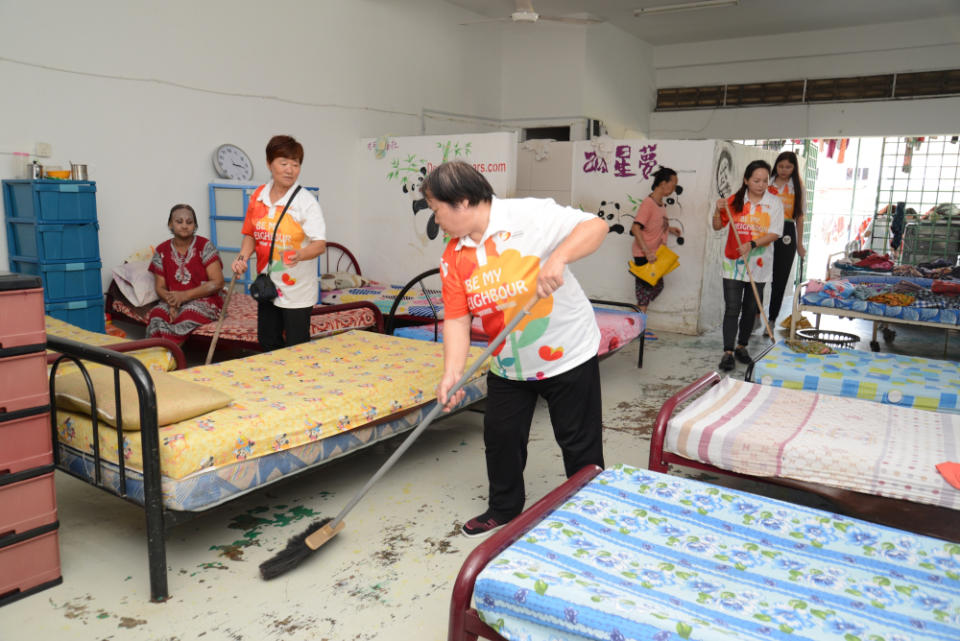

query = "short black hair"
[421,161,494,206]
[167,203,197,227]
[651,166,677,190]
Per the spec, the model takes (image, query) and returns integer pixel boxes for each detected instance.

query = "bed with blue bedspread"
[452,464,960,641]
[747,341,960,414]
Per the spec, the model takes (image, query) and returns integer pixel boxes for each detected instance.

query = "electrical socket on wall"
[35,142,52,157]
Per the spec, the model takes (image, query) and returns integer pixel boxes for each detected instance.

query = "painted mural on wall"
[356,132,517,279]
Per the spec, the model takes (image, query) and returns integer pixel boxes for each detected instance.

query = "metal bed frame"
[647,371,960,543]
[385,268,647,368]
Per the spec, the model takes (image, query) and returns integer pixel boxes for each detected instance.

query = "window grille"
[871,136,960,265]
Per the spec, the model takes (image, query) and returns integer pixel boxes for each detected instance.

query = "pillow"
[112,260,159,307]
[822,279,855,298]
[320,271,364,291]
[55,368,232,430]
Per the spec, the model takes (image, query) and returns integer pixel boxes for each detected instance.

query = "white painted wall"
[649,16,960,139]
[0,1,656,293]
[583,24,655,138]
[0,0,502,280]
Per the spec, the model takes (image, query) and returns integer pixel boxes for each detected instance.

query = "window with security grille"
[872,136,960,266]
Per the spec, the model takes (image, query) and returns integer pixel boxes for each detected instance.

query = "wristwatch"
[749,240,757,249]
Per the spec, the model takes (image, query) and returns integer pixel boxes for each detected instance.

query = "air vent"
[656,68,960,111]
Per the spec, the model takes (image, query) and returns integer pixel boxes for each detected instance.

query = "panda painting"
[402,166,439,240]
[596,200,632,234]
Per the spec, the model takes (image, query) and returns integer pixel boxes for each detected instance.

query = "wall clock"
[213,143,254,181]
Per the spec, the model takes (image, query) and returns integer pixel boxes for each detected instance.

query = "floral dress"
[146,236,223,344]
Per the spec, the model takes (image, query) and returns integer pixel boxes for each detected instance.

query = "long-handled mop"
[204,277,239,365]
[258,295,540,580]
[722,201,776,343]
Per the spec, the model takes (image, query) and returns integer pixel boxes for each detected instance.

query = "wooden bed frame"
[648,371,960,543]
[385,268,647,368]
[45,335,481,602]
[448,464,603,641]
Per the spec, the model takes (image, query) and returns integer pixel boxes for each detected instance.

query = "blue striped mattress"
[752,342,960,413]
[474,464,960,641]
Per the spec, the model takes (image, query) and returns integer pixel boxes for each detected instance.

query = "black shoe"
[461,510,515,538]
[734,346,752,364]
[719,352,735,371]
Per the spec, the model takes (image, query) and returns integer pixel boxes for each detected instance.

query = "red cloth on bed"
[936,462,960,490]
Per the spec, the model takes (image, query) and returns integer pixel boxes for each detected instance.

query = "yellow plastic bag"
[627,245,679,285]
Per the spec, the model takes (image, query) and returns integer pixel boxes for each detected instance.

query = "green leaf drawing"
[534,579,548,596]
[516,317,549,348]
[676,622,692,639]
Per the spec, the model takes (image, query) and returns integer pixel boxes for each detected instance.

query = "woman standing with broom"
[712,159,783,372]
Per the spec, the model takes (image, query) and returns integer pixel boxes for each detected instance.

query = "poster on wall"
[570,139,715,334]
[356,132,517,280]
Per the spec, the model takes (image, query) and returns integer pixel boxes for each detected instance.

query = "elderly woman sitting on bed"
[146,204,225,344]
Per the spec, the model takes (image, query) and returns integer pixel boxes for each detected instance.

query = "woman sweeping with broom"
[712,159,783,372]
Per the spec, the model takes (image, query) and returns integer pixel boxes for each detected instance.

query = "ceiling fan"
[460,0,603,26]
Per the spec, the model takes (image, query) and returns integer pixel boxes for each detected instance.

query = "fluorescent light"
[634,0,739,16]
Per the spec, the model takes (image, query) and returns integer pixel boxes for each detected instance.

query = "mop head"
[259,517,332,580]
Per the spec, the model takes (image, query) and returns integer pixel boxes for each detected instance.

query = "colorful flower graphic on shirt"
[457,240,554,379]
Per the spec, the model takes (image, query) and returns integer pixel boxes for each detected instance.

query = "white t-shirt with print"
[241,182,326,309]
[440,197,601,381]
[719,191,784,284]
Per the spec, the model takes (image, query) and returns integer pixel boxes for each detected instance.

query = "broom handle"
[205,278,238,365]
[723,201,776,341]
[329,295,540,528]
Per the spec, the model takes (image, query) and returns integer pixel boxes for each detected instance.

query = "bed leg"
[637,333,645,368]
[648,372,720,473]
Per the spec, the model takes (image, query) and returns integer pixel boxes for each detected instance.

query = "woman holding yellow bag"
[630,167,683,312]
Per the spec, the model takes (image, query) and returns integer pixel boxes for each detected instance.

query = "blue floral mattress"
[752,342,960,413]
[801,276,960,325]
[474,465,960,641]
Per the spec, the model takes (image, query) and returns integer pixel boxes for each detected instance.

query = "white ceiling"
[447,0,960,45]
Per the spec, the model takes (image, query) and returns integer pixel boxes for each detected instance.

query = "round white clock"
[213,144,254,181]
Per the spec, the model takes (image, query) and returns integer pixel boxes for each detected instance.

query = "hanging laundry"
[902,144,913,173]
[951,136,958,144]
[890,201,906,250]
[837,138,849,163]
[826,139,837,158]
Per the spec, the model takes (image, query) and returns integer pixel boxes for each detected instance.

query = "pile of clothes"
[834,251,960,280]
[811,277,960,310]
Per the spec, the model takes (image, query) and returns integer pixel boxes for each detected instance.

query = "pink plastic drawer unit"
[0,472,57,539]
[0,527,62,605]
[0,411,52,476]
[0,287,45,350]
[0,351,48,414]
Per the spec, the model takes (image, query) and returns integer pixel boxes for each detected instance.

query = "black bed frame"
[385,268,646,368]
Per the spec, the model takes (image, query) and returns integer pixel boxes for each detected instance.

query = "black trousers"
[722,278,765,352]
[257,301,312,351]
[768,219,797,324]
[482,355,604,518]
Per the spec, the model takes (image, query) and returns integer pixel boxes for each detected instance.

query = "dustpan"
[627,244,679,285]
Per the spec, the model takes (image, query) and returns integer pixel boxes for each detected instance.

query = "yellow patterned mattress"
[45,316,178,376]
[54,331,488,480]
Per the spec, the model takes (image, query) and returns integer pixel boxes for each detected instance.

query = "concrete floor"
[2,308,957,640]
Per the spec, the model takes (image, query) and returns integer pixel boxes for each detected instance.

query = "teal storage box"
[45,296,105,333]
[11,260,102,302]
[7,220,100,261]
[2,180,97,222]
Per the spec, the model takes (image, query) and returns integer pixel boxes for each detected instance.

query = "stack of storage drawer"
[3,179,104,332]
[0,273,62,606]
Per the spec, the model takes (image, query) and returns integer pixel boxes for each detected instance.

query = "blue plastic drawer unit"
[45,296,105,333]
[10,259,102,303]
[2,180,97,222]
[7,220,100,262]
